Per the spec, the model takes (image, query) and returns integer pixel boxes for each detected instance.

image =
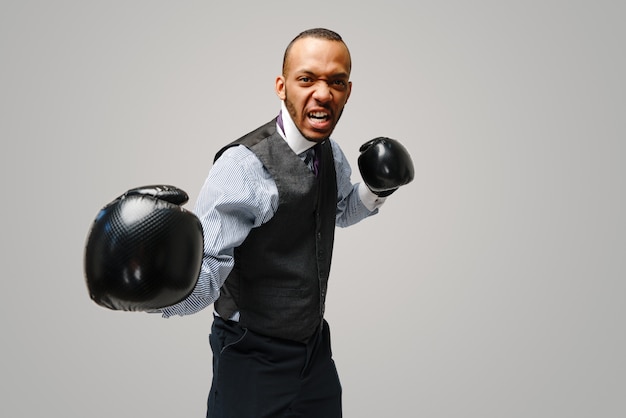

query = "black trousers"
[207,317,342,418]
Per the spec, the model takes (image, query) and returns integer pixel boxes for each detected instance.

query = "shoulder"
[329,139,348,164]
[212,145,265,175]
[218,144,255,161]
[215,120,277,161]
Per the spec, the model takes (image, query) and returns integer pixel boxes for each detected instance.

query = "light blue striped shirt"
[160,104,385,318]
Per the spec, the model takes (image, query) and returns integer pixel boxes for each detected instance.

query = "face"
[275,37,352,142]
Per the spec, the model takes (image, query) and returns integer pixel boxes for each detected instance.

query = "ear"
[346,81,352,104]
[275,75,286,100]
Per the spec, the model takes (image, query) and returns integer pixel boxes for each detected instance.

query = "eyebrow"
[297,69,350,79]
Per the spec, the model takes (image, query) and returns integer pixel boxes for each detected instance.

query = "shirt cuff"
[358,183,387,212]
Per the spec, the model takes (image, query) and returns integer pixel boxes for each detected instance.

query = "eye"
[331,79,348,89]
[298,76,313,84]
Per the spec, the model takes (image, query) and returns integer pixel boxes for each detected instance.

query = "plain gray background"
[1,1,624,417]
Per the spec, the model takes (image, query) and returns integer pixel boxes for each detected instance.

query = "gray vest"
[214,119,337,342]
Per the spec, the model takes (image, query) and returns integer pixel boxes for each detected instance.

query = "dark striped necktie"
[304,145,320,177]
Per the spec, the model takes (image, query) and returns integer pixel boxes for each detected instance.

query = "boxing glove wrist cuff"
[358,182,386,212]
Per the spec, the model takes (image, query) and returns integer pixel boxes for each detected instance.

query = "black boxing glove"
[358,137,415,197]
[84,185,203,312]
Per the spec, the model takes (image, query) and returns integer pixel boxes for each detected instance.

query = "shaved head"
[282,28,352,76]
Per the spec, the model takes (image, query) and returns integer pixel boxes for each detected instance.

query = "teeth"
[309,112,328,119]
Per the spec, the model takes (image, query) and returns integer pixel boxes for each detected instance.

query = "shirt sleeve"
[159,145,278,317]
[331,140,385,228]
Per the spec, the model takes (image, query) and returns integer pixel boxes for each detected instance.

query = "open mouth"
[308,111,330,121]
[307,111,332,130]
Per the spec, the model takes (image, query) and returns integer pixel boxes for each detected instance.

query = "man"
[161,27,386,417]
[85,27,412,417]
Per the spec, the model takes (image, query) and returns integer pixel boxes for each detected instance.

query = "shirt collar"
[276,101,317,155]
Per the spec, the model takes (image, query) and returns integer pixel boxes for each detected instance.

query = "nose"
[313,81,332,102]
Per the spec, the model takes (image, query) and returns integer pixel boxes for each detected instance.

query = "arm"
[331,140,386,228]
[160,146,278,317]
